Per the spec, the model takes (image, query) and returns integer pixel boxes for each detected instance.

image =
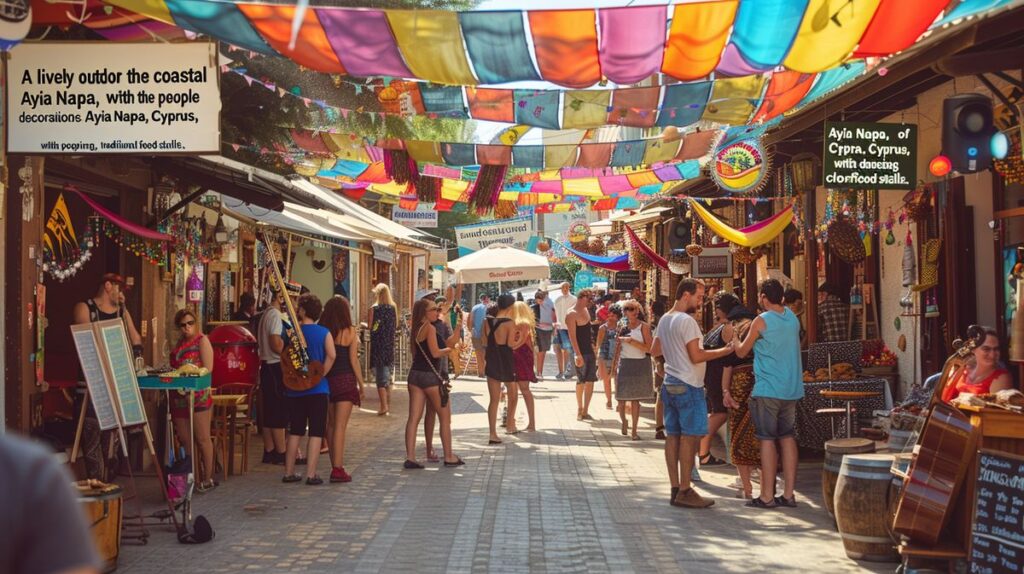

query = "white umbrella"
[447,243,551,285]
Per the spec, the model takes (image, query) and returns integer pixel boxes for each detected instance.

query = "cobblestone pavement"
[118,366,889,573]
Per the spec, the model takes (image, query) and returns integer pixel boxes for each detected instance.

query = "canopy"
[447,244,551,284]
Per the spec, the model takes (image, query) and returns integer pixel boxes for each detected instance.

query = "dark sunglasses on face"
[178,319,195,328]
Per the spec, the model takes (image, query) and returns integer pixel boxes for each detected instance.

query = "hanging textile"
[642,140,681,165]
[624,224,668,270]
[527,10,601,89]
[854,0,948,57]
[560,241,631,272]
[728,0,808,70]
[317,9,412,78]
[514,90,561,130]
[68,186,173,242]
[608,87,661,128]
[752,71,816,122]
[164,0,275,54]
[459,10,541,84]
[467,88,514,123]
[783,0,882,73]
[689,200,794,247]
[661,0,739,81]
[657,81,712,128]
[419,85,468,118]
[701,75,766,125]
[239,4,346,73]
[563,90,612,130]
[387,10,479,85]
[597,5,667,85]
[513,146,545,168]
[794,61,866,110]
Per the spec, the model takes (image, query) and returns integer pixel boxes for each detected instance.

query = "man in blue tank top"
[734,279,803,509]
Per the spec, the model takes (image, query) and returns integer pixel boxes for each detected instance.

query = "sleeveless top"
[942,367,1010,403]
[86,299,121,322]
[752,308,804,400]
[285,324,330,397]
[484,317,515,382]
[620,323,647,360]
[411,324,444,373]
[575,317,594,356]
[370,304,396,367]
[328,330,355,377]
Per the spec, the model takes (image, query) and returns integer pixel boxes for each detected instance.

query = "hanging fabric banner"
[689,200,794,247]
[624,224,669,270]
[559,241,630,272]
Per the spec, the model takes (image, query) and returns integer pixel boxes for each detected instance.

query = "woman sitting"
[169,309,216,492]
[941,327,1013,403]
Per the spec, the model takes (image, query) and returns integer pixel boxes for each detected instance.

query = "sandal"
[426,452,440,463]
[699,453,727,467]
[443,457,466,467]
[631,434,640,441]
[774,495,798,508]
[745,497,778,509]
[488,439,502,445]
[282,474,302,483]
[306,476,323,486]
[403,460,425,470]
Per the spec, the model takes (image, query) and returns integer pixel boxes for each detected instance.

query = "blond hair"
[373,283,396,309]
[512,301,535,329]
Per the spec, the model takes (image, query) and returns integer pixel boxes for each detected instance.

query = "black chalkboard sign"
[970,450,1024,574]
[822,121,917,190]
[612,270,641,291]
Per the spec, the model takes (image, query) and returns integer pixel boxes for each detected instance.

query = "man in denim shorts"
[651,278,734,508]
[735,279,804,508]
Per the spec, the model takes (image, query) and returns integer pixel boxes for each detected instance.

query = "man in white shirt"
[553,282,577,380]
[651,278,733,509]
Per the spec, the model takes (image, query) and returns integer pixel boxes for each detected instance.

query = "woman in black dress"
[368,283,397,416]
[483,294,517,445]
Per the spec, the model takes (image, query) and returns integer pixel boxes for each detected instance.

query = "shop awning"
[156,156,317,212]
[222,197,372,244]
[288,177,438,249]
[611,206,672,226]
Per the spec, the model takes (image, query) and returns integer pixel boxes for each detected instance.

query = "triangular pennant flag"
[220,64,229,73]
[340,108,350,119]
[244,75,254,87]
[278,87,286,97]
[231,143,241,152]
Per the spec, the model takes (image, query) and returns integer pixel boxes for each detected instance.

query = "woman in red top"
[170,309,215,491]
[942,327,1013,403]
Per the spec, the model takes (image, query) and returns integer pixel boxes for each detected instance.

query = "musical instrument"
[891,325,986,546]
[822,438,875,519]
[262,232,324,392]
[76,481,123,573]
[835,453,899,562]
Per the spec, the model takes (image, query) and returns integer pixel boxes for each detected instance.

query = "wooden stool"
[820,390,880,439]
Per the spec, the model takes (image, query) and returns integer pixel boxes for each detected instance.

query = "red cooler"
[209,325,259,388]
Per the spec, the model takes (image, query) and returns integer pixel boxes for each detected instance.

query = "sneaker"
[674,487,714,508]
[330,467,352,483]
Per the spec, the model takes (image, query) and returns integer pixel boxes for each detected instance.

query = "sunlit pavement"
[118,360,888,573]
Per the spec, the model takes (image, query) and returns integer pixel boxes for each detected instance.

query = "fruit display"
[802,362,857,382]
[861,339,897,367]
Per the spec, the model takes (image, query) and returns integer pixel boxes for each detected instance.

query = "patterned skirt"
[728,365,761,467]
[616,356,653,401]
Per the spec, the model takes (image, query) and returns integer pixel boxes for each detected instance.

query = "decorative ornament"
[0,0,30,52]
[994,130,1024,184]
[894,316,901,331]
[711,137,772,195]
[928,154,952,177]
[186,267,204,303]
[902,186,932,222]
[567,219,589,243]
[732,245,764,265]
[536,240,550,253]
[828,217,866,264]
[685,243,704,256]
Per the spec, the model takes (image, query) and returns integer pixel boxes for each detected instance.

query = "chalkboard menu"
[612,270,641,291]
[970,450,1024,574]
[822,121,917,190]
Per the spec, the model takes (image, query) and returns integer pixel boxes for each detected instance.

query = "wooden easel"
[70,321,183,537]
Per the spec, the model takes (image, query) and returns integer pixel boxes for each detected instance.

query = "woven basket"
[828,217,866,263]
[685,243,704,256]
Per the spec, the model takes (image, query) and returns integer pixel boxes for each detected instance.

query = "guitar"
[262,232,324,392]
[891,325,986,545]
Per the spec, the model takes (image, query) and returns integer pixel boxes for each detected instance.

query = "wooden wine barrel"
[823,438,875,518]
[77,482,123,573]
[835,453,899,562]
[887,453,912,543]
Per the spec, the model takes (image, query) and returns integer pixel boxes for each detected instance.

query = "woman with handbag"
[320,296,363,483]
[404,299,464,469]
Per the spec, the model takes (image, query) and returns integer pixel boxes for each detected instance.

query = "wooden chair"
[213,383,256,477]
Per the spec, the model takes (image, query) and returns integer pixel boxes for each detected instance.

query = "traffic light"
[941,94,996,174]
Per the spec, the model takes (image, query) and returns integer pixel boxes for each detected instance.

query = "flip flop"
[443,457,466,467]
[745,497,778,509]
[488,439,503,445]
[403,460,425,470]
[774,495,798,508]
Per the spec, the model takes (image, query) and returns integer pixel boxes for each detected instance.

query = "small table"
[211,394,246,477]
[819,390,881,439]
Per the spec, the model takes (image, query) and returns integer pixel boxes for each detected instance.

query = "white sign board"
[6,42,220,154]
[393,204,438,228]
[454,215,534,256]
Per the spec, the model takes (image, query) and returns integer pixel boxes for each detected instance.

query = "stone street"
[118,370,888,574]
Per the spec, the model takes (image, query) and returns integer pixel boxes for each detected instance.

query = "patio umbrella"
[447,243,551,285]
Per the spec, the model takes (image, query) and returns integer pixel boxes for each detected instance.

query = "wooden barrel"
[78,483,123,573]
[835,453,899,562]
[886,453,912,542]
[823,438,875,518]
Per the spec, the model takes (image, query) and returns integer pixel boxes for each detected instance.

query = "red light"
[929,155,952,177]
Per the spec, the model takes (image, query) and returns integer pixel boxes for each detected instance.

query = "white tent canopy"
[447,244,551,284]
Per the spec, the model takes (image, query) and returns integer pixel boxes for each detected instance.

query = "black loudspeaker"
[664,218,690,252]
[942,94,995,174]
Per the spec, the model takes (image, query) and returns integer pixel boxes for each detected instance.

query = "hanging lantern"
[0,0,30,52]
[186,267,204,303]
[929,155,952,177]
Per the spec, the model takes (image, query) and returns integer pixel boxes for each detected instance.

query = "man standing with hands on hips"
[651,278,734,509]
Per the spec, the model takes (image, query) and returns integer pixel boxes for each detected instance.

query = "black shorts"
[287,393,329,438]
[259,362,289,429]
[706,379,727,414]
[407,369,442,389]
[576,354,598,384]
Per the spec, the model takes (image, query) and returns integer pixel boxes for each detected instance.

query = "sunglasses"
[178,319,195,328]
